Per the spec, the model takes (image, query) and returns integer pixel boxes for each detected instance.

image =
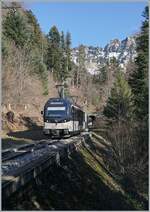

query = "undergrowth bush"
[105,120,148,195]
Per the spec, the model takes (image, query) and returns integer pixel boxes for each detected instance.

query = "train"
[41,97,88,137]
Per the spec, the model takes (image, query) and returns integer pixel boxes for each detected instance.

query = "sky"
[25,2,148,48]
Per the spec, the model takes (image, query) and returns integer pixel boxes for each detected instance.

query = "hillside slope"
[3,136,147,210]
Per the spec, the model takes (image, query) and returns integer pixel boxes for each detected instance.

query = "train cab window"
[71,106,77,120]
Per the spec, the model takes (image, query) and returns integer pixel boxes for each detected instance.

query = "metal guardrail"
[2,135,84,199]
[91,132,111,147]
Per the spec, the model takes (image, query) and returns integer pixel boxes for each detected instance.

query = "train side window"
[67,106,70,115]
[71,106,75,116]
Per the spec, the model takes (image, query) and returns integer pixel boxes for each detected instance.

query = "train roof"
[45,97,72,105]
[44,97,83,110]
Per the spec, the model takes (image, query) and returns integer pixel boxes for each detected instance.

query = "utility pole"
[84,98,88,131]
[56,83,65,98]
[69,95,78,104]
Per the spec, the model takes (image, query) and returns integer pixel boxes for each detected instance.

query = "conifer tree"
[128,6,148,120]
[25,9,42,48]
[104,71,134,120]
[60,31,68,82]
[3,10,29,47]
[100,66,107,82]
[60,31,65,50]
[59,31,72,82]
[47,26,61,80]
[65,31,72,72]
[76,45,86,87]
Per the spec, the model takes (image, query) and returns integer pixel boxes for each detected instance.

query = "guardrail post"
[56,152,60,166]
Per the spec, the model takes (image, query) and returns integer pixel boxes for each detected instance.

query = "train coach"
[41,98,87,137]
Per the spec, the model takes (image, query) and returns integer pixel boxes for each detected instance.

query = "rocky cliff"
[71,36,137,75]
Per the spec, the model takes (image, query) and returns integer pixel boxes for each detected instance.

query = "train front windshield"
[45,106,67,117]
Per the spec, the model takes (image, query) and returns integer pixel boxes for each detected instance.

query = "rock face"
[71,36,137,75]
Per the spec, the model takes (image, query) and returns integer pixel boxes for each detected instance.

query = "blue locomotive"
[41,98,87,137]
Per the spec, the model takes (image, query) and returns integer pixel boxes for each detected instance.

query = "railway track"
[2,135,85,199]
[2,139,66,174]
[2,139,59,162]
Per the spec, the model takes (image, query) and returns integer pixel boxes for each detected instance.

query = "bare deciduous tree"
[2,41,33,104]
[105,120,148,193]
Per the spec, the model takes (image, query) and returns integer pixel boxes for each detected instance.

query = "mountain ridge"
[71,35,137,75]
